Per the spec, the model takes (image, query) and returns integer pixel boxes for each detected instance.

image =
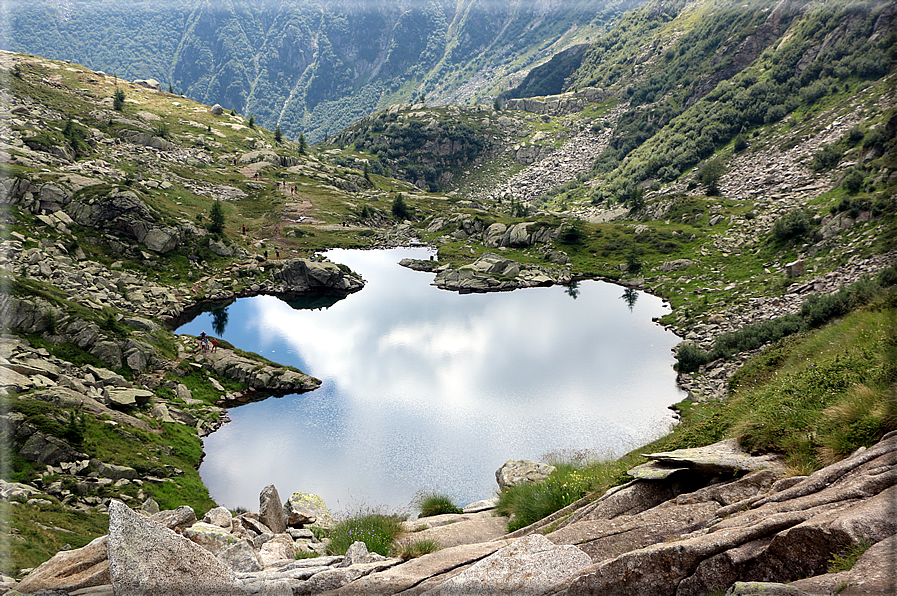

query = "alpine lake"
[176,247,685,514]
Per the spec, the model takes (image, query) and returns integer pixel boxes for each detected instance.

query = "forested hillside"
[3,0,643,142]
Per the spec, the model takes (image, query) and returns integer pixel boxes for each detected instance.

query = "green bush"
[677,342,711,373]
[710,315,806,359]
[878,267,897,287]
[772,210,811,242]
[841,169,865,193]
[811,145,843,172]
[799,277,880,328]
[209,200,225,234]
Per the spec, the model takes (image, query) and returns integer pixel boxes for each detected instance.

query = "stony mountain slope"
[4,0,645,142]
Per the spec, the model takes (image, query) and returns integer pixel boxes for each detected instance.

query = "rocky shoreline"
[7,434,894,595]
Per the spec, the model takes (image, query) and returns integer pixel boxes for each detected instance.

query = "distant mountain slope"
[3,0,644,142]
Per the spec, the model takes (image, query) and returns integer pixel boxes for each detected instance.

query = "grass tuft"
[416,492,463,517]
[828,540,873,573]
[393,538,441,560]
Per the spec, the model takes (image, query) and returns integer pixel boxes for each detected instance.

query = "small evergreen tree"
[168,83,174,94]
[363,161,371,183]
[113,88,126,111]
[391,193,412,220]
[274,125,282,143]
[699,158,725,196]
[248,114,255,129]
[63,411,86,446]
[209,200,225,234]
[298,133,307,155]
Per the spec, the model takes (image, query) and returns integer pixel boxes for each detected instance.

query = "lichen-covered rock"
[283,491,335,530]
[183,522,241,555]
[495,460,556,492]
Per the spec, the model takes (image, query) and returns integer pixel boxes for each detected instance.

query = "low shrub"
[677,342,711,373]
[771,210,811,242]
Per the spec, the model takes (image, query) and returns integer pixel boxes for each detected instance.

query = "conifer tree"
[209,200,225,234]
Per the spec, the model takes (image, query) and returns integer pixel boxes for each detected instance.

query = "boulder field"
[7,433,895,595]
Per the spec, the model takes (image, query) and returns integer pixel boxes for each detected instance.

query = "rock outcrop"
[430,252,572,293]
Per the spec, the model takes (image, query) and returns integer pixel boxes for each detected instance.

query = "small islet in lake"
[176,247,685,514]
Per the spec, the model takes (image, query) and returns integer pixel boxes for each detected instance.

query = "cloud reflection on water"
[192,248,684,513]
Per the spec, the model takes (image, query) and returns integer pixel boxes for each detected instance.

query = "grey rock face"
[18,432,87,465]
[273,259,364,295]
[107,500,240,595]
[425,534,590,595]
[217,539,263,574]
[65,187,181,253]
[259,484,287,534]
[204,506,235,531]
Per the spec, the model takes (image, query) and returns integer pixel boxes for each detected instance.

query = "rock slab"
[107,499,240,595]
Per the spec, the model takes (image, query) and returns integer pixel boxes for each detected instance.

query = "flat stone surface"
[423,534,591,595]
[401,511,511,549]
[332,541,512,595]
[638,439,787,476]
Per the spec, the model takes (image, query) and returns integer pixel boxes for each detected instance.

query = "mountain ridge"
[4,0,642,142]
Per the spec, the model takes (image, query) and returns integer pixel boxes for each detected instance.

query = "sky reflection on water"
[177,248,684,514]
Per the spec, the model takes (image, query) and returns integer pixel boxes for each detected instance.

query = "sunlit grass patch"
[326,507,407,556]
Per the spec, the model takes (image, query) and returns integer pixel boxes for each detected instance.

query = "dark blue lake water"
[176,247,684,514]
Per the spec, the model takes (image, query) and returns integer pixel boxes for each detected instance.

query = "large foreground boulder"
[107,500,240,595]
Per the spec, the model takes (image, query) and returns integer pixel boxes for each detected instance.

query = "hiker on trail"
[242,225,246,235]
[276,249,280,258]
[199,331,208,352]
[211,338,219,353]
[264,250,268,260]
